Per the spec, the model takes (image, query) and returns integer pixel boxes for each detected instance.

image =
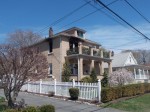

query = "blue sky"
[0,0,150,52]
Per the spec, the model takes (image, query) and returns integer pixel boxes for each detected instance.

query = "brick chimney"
[49,27,53,37]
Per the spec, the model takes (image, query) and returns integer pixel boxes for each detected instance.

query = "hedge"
[4,105,55,112]
[39,104,55,112]
[101,83,150,103]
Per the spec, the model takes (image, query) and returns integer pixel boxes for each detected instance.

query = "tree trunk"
[4,89,14,108]
[8,97,14,108]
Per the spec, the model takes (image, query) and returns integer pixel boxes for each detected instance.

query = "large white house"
[105,52,150,83]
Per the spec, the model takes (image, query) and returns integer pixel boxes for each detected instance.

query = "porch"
[124,65,150,80]
[66,54,112,81]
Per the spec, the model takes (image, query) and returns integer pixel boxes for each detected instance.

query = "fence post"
[54,79,56,95]
[39,79,42,94]
[98,79,101,102]
[72,79,75,88]
[27,79,30,92]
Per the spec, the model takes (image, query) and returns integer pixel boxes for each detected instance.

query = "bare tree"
[8,30,42,48]
[0,30,48,107]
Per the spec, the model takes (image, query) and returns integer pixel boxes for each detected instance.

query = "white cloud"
[85,23,150,52]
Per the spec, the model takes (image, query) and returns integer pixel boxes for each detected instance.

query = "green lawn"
[106,93,150,112]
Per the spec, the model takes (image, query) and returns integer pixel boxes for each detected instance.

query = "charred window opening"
[49,39,53,53]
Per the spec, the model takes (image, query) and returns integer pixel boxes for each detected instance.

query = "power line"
[104,40,150,51]
[124,0,150,23]
[84,0,127,28]
[113,39,144,48]
[106,47,150,51]
[55,0,121,32]
[95,0,150,41]
[103,38,143,48]
[35,1,91,34]
[84,0,147,40]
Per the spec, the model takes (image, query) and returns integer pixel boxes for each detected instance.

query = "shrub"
[48,91,55,97]
[101,88,113,102]
[0,104,7,111]
[80,77,92,83]
[101,72,108,87]
[0,97,5,102]
[5,109,20,112]
[122,85,135,97]
[101,83,150,103]
[144,83,150,93]
[39,105,55,112]
[62,61,71,82]
[90,68,97,83]
[22,106,37,112]
[69,88,79,100]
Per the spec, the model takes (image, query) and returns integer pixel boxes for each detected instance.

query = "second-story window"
[49,39,53,53]
[69,38,78,50]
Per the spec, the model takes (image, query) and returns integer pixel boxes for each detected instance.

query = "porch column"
[99,61,104,75]
[147,70,149,75]
[100,50,103,58]
[74,30,78,37]
[147,70,149,79]
[79,42,82,54]
[109,51,111,58]
[138,69,141,79]
[134,68,136,79]
[143,69,146,79]
[108,62,112,75]
[78,57,83,81]
[90,60,95,72]
[90,47,94,56]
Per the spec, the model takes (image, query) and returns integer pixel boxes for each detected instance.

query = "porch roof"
[114,65,150,70]
[65,54,112,62]
[125,65,150,70]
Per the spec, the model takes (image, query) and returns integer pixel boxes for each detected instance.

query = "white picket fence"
[21,79,101,102]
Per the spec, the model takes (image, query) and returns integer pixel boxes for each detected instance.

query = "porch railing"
[82,47,90,55]
[93,50,101,56]
[103,51,109,58]
[66,47,110,59]
[66,48,79,55]
[135,74,149,79]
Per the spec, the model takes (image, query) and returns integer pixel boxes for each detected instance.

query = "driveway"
[0,90,125,112]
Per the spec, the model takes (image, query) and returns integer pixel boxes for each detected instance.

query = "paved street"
[0,90,125,112]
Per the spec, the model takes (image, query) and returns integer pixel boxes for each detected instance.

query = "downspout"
[59,37,62,81]
[78,55,79,82]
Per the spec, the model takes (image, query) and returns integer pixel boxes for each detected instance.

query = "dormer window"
[77,31,83,38]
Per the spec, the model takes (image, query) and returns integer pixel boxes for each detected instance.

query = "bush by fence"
[101,83,150,103]
[69,88,79,100]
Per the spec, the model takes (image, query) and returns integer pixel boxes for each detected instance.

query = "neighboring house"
[34,27,112,81]
[105,52,150,83]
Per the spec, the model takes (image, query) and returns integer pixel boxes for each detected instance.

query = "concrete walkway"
[0,90,125,112]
